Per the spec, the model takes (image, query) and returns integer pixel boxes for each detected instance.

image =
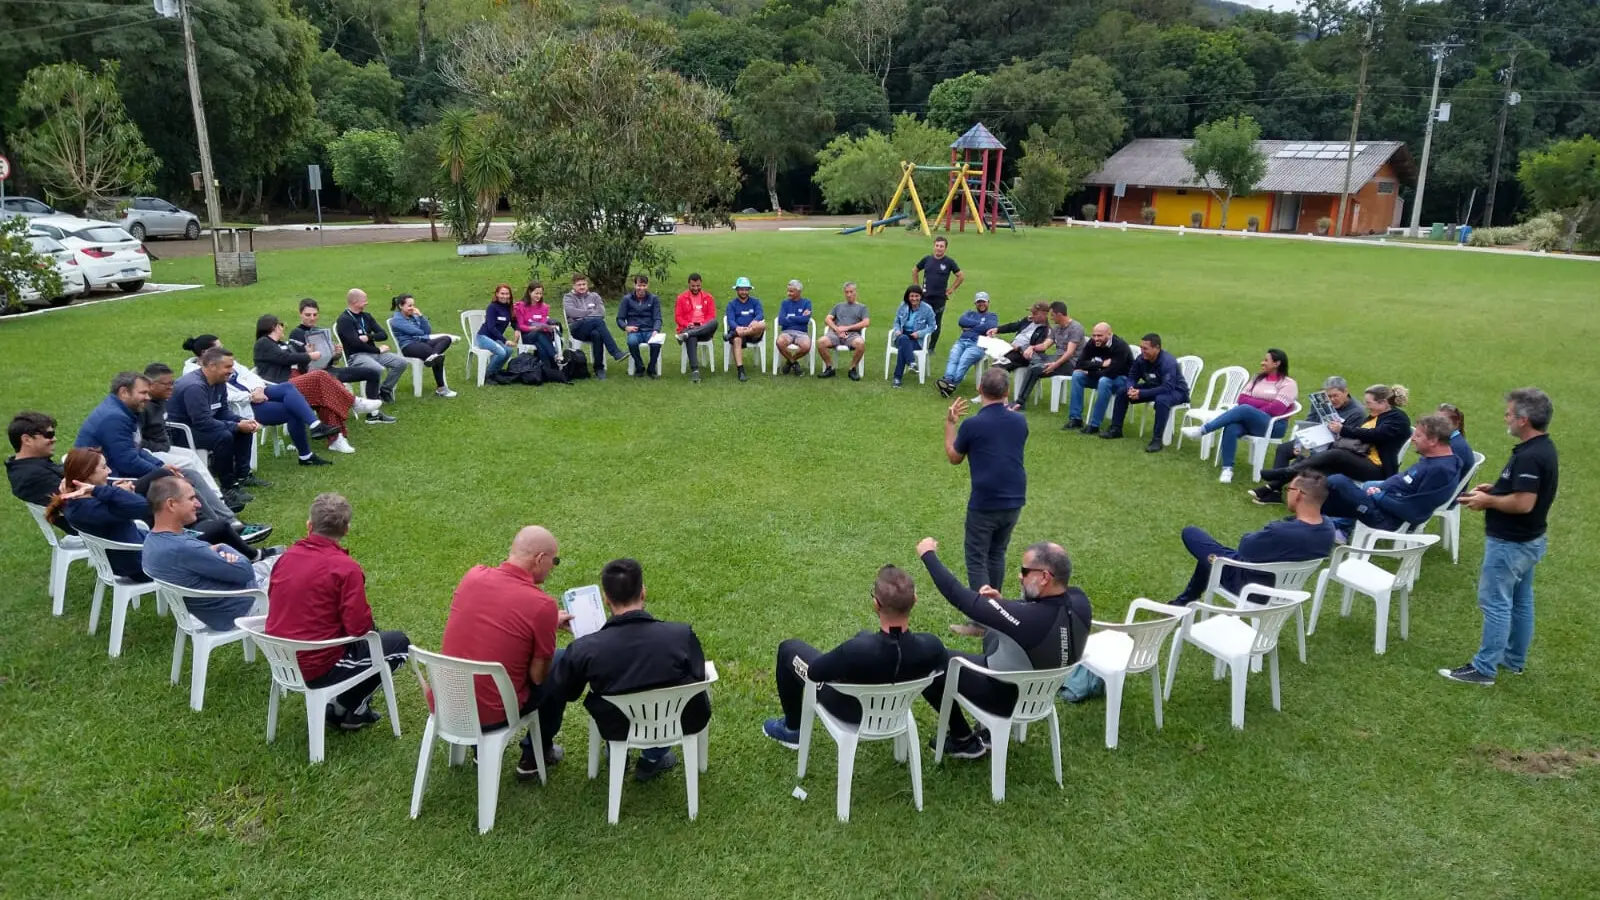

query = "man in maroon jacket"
[267,492,409,730]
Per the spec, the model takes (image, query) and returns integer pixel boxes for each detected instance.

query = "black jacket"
[138,398,172,453]
[1073,334,1133,384]
[995,317,1052,347]
[551,609,711,741]
[335,309,389,357]
[1341,408,1413,477]
[7,455,68,528]
[253,336,312,384]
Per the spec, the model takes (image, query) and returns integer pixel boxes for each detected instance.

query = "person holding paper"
[989,302,1053,372]
[774,280,814,376]
[1251,376,1366,504]
[1251,383,1412,501]
[267,493,410,731]
[441,525,571,780]
[1172,471,1334,605]
[761,564,947,750]
[935,292,999,398]
[724,277,766,382]
[550,558,709,783]
[818,281,870,380]
[1180,349,1297,483]
[674,273,718,383]
[617,275,664,378]
[1062,323,1132,435]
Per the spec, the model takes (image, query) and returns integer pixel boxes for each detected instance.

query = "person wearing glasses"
[761,564,948,750]
[441,525,572,781]
[913,536,1091,761]
[7,411,69,513]
[1172,471,1335,606]
[1251,376,1367,505]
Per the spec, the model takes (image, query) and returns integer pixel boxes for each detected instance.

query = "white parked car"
[2,196,60,221]
[16,234,91,306]
[88,196,203,241]
[27,216,151,293]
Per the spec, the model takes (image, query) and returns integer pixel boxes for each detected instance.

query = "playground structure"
[843,124,1019,236]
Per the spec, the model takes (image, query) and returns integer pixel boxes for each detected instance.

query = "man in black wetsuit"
[761,565,948,749]
[916,536,1091,758]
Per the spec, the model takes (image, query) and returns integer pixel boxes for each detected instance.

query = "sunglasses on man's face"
[34,430,56,440]
[1020,566,1046,577]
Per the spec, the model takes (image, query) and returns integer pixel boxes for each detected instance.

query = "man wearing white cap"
[724,277,766,382]
[936,292,998,399]
[819,281,870,380]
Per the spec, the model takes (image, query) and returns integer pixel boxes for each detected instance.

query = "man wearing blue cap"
[724,277,766,382]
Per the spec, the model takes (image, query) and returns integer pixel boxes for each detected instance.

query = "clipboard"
[562,585,606,638]
[976,335,1012,361]
[303,328,337,370]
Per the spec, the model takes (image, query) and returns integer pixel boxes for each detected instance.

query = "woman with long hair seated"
[513,281,561,364]
[388,293,459,397]
[48,448,271,580]
[1249,383,1412,503]
[474,283,518,378]
[1181,348,1298,484]
[184,333,335,466]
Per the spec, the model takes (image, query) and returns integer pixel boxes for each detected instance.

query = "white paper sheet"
[562,585,606,638]
[647,332,666,345]
[976,335,1012,360]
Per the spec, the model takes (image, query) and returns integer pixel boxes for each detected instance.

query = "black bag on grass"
[561,349,590,381]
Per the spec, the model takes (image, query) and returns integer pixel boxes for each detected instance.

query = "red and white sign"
[0,154,11,180]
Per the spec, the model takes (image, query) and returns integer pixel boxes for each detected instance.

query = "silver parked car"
[91,196,203,241]
[1,196,59,221]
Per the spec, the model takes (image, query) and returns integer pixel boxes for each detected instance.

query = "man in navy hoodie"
[1174,471,1336,605]
[1105,332,1190,453]
[1323,414,1462,537]
[167,346,261,492]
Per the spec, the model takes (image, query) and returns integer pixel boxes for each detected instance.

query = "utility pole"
[1482,46,1520,228]
[174,0,222,231]
[1407,42,1461,238]
[1336,16,1375,238]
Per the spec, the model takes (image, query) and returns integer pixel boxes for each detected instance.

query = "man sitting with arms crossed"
[914,537,1091,759]
[565,274,627,380]
[818,281,870,381]
[724,277,766,382]
[935,292,998,399]
[267,493,410,732]
[1173,471,1335,605]
[1105,332,1189,453]
[1013,301,1084,409]
[141,475,282,632]
[551,558,710,782]
[336,289,409,405]
[167,347,263,497]
[1322,414,1463,542]
[774,280,814,376]
[761,564,947,749]
[1063,322,1132,435]
[674,273,718,384]
[441,525,570,780]
[617,274,664,379]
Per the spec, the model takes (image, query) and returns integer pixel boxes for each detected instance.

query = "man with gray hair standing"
[1442,388,1559,686]
[267,492,410,731]
[944,367,1028,637]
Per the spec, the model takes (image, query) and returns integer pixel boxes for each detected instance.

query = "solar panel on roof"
[1318,150,1342,159]
[1274,150,1297,158]
[1285,143,1306,151]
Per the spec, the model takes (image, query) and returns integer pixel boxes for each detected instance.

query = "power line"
[1,7,145,36]
[0,14,164,51]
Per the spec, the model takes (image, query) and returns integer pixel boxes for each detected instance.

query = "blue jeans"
[1068,372,1127,426]
[570,317,622,369]
[625,331,662,372]
[893,333,921,379]
[520,330,559,364]
[474,334,514,376]
[252,382,318,456]
[1324,474,1402,531]
[942,338,985,385]
[1471,535,1547,676]
[1203,404,1287,468]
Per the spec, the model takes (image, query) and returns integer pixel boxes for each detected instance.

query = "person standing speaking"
[943,367,1028,638]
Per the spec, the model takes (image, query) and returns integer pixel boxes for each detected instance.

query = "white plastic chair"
[1164,586,1310,730]
[165,421,211,468]
[1429,451,1487,564]
[721,326,769,374]
[1307,530,1440,654]
[1238,401,1304,482]
[459,310,496,387]
[1178,365,1250,458]
[773,318,817,376]
[233,615,403,763]
[818,327,868,378]
[678,329,718,375]
[77,531,161,658]
[22,502,90,617]
[1070,629,1135,749]
[795,672,936,822]
[884,327,933,384]
[933,657,1072,802]
[152,580,260,711]
[1088,600,1194,745]
[586,661,719,824]
[1202,555,1325,665]
[1139,355,1203,445]
[409,647,546,834]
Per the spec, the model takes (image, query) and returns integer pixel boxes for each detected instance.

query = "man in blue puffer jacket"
[1323,414,1463,538]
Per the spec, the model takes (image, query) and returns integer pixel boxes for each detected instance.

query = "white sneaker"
[1181,425,1204,441]
[435,387,457,398]
[1219,467,1233,484]
[353,397,383,414]
[327,435,356,454]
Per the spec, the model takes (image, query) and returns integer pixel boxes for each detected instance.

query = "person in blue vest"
[724,277,766,382]
[936,292,998,398]
[1105,333,1190,453]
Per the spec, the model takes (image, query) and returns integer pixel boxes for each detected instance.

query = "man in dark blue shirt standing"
[913,236,963,356]
[945,367,1028,637]
[1174,471,1336,605]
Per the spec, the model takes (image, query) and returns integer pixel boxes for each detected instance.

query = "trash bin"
[1459,225,1473,245]
[1429,222,1446,240]
[212,227,257,287]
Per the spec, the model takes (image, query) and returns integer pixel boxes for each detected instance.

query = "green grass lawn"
[2,228,1597,899]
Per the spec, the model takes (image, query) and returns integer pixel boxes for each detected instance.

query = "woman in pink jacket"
[1183,349,1298,484]
[512,281,560,364]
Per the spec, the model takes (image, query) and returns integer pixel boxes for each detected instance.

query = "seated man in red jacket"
[267,492,410,731]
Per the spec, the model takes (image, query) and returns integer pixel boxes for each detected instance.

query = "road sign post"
[308,164,324,246]
[0,154,10,206]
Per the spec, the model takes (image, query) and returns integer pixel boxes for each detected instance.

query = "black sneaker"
[848,369,861,381]
[936,379,953,398]
[633,367,647,378]
[1080,425,1100,437]
[238,523,273,544]
[1063,418,1083,431]
[1439,664,1495,686]
[634,750,679,783]
[818,366,836,379]
[253,545,284,562]
[595,369,608,381]
[929,732,988,759]
[379,389,396,404]
[225,496,248,514]
[1250,487,1283,505]
[337,705,383,731]
[892,378,903,388]
[423,353,443,366]
[691,370,701,383]
[1100,427,1124,440]
[1505,665,1526,676]
[515,744,565,781]
[738,368,748,382]
[299,453,333,467]
[308,422,336,441]
[1145,440,1163,453]
[240,474,272,488]
[365,412,397,424]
